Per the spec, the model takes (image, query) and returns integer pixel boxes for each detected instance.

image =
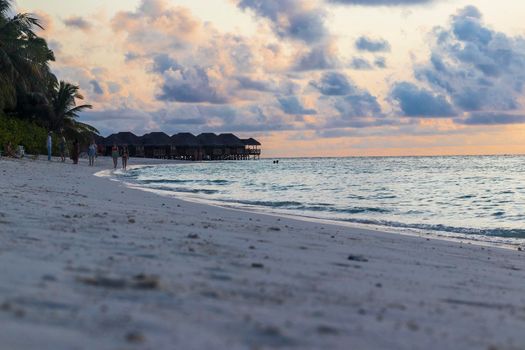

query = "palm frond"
[0,0,12,18]
[0,4,54,112]
[50,80,97,137]
[66,104,93,116]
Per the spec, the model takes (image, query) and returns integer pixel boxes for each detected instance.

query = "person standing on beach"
[111,143,119,169]
[4,141,16,158]
[88,140,97,166]
[59,135,66,162]
[71,139,79,164]
[47,131,52,161]
[122,146,129,170]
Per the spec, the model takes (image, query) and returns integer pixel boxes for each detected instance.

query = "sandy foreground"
[0,156,524,350]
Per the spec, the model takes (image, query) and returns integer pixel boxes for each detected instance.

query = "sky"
[16,0,525,157]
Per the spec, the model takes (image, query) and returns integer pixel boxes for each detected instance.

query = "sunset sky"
[16,0,525,157]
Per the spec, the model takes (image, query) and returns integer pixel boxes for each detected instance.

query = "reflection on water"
[117,156,525,242]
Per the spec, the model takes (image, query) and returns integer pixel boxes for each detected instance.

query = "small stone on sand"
[126,331,145,343]
[132,274,160,290]
[348,255,368,262]
[78,276,127,289]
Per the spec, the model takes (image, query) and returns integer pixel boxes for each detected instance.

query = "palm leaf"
[50,80,98,136]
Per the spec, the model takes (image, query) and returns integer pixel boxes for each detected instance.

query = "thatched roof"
[117,132,140,144]
[103,132,140,146]
[218,133,245,148]
[140,132,172,146]
[102,133,120,146]
[97,131,261,149]
[241,138,261,146]
[171,133,200,147]
[197,133,222,147]
[92,133,105,144]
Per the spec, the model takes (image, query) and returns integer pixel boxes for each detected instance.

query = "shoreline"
[1,156,525,349]
[105,163,524,251]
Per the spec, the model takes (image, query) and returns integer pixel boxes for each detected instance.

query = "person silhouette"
[111,143,119,169]
[71,138,79,164]
[47,131,52,161]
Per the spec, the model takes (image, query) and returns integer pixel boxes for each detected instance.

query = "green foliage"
[0,0,55,111]
[0,0,98,141]
[51,81,97,141]
[0,113,48,155]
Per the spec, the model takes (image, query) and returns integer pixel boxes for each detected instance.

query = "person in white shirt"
[47,132,52,161]
[88,140,97,166]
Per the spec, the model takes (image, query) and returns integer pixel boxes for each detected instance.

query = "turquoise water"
[116,156,525,243]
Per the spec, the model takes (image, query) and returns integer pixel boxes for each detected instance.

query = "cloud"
[150,103,296,134]
[334,92,382,118]
[278,96,317,115]
[81,109,143,122]
[111,0,306,108]
[374,57,387,68]
[125,52,141,62]
[311,71,385,127]
[152,53,183,73]
[236,0,327,43]
[295,43,341,71]
[112,0,203,52]
[154,105,234,127]
[63,16,92,31]
[328,0,436,5]
[47,39,62,55]
[157,65,228,104]
[391,82,455,117]
[392,5,525,124]
[112,0,286,105]
[107,82,122,94]
[236,76,274,92]
[310,72,353,96]
[355,36,391,52]
[90,80,104,95]
[33,10,55,36]
[451,7,492,46]
[457,112,525,125]
[80,108,159,136]
[350,57,373,70]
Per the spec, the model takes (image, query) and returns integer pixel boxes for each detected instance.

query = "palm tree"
[1,1,98,143]
[0,0,55,111]
[51,81,98,140]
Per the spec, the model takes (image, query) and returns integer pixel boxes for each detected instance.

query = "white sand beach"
[0,156,524,350]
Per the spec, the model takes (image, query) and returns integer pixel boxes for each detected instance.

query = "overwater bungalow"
[94,131,261,161]
[102,132,143,157]
[197,133,224,160]
[171,133,202,160]
[140,132,172,158]
[241,138,262,160]
[218,133,246,160]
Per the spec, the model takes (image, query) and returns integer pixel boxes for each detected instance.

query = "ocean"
[115,156,525,245]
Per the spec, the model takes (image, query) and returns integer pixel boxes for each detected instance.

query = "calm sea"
[115,156,525,245]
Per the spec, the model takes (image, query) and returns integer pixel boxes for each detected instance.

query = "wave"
[339,218,525,239]
[139,179,231,186]
[146,185,220,195]
[219,199,391,214]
